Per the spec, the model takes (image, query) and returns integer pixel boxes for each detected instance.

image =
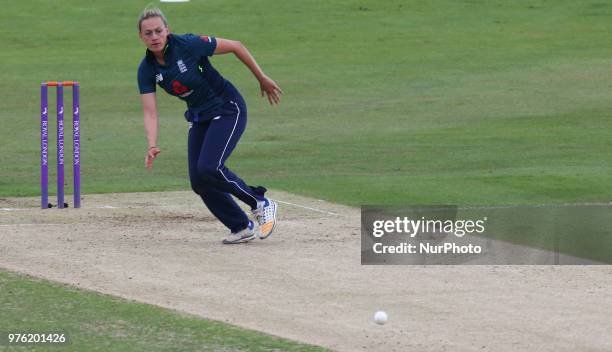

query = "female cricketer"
[137,7,280,244]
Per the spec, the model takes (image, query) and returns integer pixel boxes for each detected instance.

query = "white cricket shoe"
[253,198,277,239]
[222,220,256,244]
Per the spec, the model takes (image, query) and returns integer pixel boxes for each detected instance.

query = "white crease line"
[2,202,343,216]
[0,205,121,212]
[275,200,340,216]
[1,208,29,212]
[0,223,73,226]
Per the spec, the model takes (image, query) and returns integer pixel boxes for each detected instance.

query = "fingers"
[264,85,282,105]
[260,77,282,105]
[270,91,280,104]
[273,84,283,95]
[269,81,282,102]
[145,154,154,169]
[272,88,282,104]
[145,148,160,170]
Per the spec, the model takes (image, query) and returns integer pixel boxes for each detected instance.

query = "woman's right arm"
[141,93,161,169]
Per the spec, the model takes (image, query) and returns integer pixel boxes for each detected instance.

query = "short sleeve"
[137,59,156,94]
[185,33,217,58]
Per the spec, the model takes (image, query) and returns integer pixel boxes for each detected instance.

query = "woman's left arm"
[214,38,282,105]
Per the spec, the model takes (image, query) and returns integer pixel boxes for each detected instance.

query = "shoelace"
[255,204,273,223]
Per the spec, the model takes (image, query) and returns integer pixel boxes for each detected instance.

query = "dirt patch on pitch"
[1,191,611,351]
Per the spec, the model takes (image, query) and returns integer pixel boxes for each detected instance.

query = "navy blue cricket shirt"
[138,33,240,121]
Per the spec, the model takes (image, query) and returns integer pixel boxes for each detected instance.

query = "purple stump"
[41,83,49,209]
[57,84,65,209]
[73,83,81,208]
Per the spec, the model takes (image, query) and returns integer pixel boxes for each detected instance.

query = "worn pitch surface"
[1,191,611,351]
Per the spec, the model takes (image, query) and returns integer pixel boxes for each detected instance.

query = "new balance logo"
[156,73,163,83]
[180,90,194,98]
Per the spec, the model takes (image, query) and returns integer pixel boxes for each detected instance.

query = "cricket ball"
[374,311,388,325]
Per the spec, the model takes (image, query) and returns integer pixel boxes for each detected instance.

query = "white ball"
[374,310,388,325]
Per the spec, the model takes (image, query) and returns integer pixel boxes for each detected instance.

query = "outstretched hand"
[145,146,161,170]
[259,75,283,105]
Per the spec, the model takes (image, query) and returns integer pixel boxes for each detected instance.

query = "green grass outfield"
[0,270,327,352]
[1,0,612,350]
[1,0,611,205]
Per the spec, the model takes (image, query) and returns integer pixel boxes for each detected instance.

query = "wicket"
[41,81,81,209]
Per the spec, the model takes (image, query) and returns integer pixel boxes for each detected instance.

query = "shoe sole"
[222,233,256,244]
[259,200,277,240]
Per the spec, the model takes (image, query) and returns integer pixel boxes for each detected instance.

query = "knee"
[191,181,205,195]
[197,164,221,182]
[190,169,215,194]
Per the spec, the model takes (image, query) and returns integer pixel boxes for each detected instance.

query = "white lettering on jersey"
[177,60,187,73]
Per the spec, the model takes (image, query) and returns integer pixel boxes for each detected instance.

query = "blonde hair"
[138,5,168,32]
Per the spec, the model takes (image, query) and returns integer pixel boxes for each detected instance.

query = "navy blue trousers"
[187,99,265,233]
